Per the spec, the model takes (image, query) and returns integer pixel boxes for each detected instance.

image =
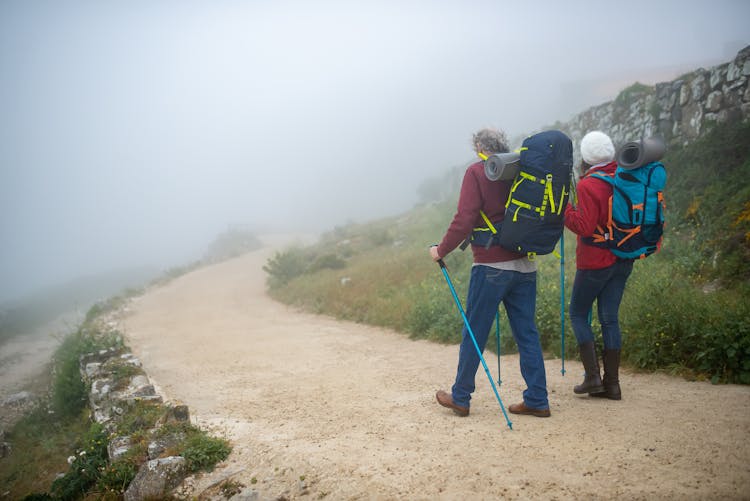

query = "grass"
[0,303,231,499]
[265,119,750,384]
[1,228,259,499]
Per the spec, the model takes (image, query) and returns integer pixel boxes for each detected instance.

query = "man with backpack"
[564,131,634,400]
[430,127,550,418]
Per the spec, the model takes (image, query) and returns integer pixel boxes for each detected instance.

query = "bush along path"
[2,298,230,500]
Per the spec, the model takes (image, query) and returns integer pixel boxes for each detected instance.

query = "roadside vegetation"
[0,228,257,499]
[265,119,750,385]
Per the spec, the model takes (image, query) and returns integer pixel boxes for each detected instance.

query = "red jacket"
[437,161,524,263]
[564,162,618,270]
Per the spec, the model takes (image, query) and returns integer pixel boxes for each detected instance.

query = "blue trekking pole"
[495,311,502,385]
[560,232,566,376]
[437,259,513,430]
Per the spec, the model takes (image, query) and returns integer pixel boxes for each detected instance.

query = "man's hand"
[429,245,441,262]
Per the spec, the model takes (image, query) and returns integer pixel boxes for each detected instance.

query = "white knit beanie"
[580,131,615,165]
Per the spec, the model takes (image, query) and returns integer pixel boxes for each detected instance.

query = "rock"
[124,456,187,501]
[147,440,166,460]
[2,391,33,406]
[121,375,157,400]
[85,362,102,379]
[90,379,113,403]
[121,353,142,367]
[727,62,741,82]
[148,430,185,460]
[93,408,112,425]
[710,66,726,89]
[680,82,691,105]
[157,404,190,426]
[79,347,121,368]
[108,436,132,461]
[691,73,708,101]
[706,91,723,112]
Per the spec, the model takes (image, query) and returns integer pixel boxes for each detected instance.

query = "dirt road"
[122,237,750,500]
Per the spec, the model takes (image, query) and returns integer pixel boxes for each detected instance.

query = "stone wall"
[555,45,750,157]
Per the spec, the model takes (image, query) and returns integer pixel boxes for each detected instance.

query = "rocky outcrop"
[554,45,750,158]
[74,314,194,500]
[124,456,187,501]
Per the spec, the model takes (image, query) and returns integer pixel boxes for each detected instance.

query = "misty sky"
[1,0,749,302]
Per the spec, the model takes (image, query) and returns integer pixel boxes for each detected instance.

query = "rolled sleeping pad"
[616,136,666,169]
[484,152,521,181]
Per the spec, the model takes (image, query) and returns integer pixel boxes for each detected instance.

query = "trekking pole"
[495,310,502,386]
[436,259,513,430]
[560,232,566,376]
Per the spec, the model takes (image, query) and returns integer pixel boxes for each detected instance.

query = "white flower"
[67,456,76,464]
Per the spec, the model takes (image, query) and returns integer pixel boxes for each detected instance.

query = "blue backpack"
[584,161,667,259]
[496,130,574,257]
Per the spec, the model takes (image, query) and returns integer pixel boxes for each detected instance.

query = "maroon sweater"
[437,161,524,263]
[564,161,618,270]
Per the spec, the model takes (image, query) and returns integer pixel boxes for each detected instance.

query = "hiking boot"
[591,349,622,400]
[574,341,605,395]
[508,401,551,418]
[436,390,469,416]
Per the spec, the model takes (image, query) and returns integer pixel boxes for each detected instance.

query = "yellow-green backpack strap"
[479,210,498,234]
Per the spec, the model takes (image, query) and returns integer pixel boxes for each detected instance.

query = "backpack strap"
[581,171,616,247]
[479,210,498,234]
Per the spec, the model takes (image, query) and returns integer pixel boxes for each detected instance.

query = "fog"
[1,0,749,303]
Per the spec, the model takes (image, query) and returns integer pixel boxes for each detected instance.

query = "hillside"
[265,116,750,385]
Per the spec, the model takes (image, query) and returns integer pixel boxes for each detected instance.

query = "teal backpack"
[583,161,667,259]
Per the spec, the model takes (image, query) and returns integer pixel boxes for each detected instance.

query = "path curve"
[122,237,750,500]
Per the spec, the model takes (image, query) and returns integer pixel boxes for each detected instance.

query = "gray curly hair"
[472,128,509,154]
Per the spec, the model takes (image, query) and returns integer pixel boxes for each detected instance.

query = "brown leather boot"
[574,341,605,395]
[591,349,621,400]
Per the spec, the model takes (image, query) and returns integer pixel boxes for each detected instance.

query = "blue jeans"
[569,260,634,349]
[451,265,548,410]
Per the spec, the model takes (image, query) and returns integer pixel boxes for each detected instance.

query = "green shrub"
[178,428,231,472]
[51,326,122,420]
[263,246,311,289]
[203,227,262,262]
[614,81,652,106]
[49,423,109,500]
[308,253,346,273]
[621,262,750,383]
[97,450,142,497]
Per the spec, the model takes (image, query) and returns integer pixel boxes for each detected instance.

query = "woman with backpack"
[564,131,634,400]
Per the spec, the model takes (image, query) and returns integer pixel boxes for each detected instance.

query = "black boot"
[574,341,605,394]
[591,349,621,400]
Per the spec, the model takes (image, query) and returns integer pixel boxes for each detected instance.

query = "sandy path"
[122,238,750,500]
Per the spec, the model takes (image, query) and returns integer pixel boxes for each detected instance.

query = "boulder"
[124,456,187,501]
[706,90,723,112]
